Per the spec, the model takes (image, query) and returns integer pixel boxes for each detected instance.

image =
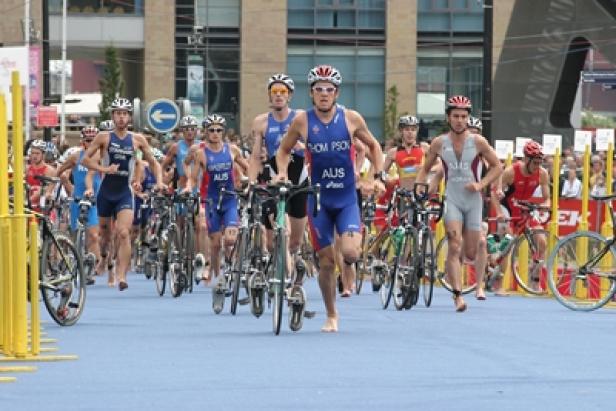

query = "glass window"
[289,0,314,7]
[196,0,240,27]
[288,47,385,138]
[289,0,385,30]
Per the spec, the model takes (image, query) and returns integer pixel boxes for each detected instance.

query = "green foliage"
[98,46,124,121]
[582,110,616,129]
[383,85,400,142]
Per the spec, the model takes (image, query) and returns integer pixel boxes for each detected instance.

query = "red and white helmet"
[446,95,472,113]
[523,141,544,159]
[308,65,342,87]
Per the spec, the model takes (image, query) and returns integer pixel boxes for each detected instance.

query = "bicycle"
[546,193,616,311]
[436,199,554,295]
[261,180,320,335]
[29,176,85,326]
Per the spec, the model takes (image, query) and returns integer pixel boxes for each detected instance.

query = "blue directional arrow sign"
[146,98,180,133]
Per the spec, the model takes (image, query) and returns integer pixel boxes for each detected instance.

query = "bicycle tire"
[378,235,396,309]
[510,229,555,295]
[546,231,616,311]
[184,218,195,293]
[155,238,166,296]
[435,236,477,294]
[168,228,183,298]
[421,229,436,307]
[355,227,370,295]
[230,229,248,316]
[272,230,286,335]
[40,233,85,326]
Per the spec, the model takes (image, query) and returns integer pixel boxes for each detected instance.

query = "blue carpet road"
[1,272,615,410]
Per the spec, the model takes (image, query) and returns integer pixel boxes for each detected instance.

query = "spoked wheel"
[272,232,286,335]
[511,229,557,295]
[40,234,85,326]
[155,256,166,297]
[436,236,477,294]
[230,230,248,316]
[183,219,195,294]
[168,229,183,298]
[421,229,436,307]
[378,236,395,309]
[546,231,616,311]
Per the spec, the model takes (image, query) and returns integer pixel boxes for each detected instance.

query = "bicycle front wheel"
[378,235,396,309]
[40,233,85,326]
[184,218,195,293]
[546,231,616,311]
[435,236,476,294]
[167,228,183,298]
[511,229,557,295]
[230,229,248,316]
[272,230,286,335]
[421,229,436,307]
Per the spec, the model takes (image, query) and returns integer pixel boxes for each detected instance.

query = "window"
[288,47,385,138]
[195,0,240,27]
[418,0,483,32]
[288,0,385,30]
[50,0,142,15]
[417,49,483,136]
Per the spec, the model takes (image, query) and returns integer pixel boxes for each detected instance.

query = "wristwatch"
[373,171,387,183]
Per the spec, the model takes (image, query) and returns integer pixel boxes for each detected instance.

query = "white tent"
[51,93,102,117]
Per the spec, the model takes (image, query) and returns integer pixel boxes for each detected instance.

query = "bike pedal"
[303,310,316,319]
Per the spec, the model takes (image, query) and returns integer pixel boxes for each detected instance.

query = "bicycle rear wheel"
[40,233,85,326]
[421,229,436,307]
[511,229,556,295]
[546,231,616,311]
[435,236,477,294]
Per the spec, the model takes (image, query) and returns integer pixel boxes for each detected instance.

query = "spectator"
[590,154,605,189]
[561,157,582,198]
[591,174,607,197]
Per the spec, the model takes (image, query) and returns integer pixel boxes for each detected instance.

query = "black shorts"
[261,154,307,230]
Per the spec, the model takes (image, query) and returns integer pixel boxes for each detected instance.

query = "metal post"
[25,0,31,144]
[42,0,51,142]
[482,0,493,144]
[60,0,67,146]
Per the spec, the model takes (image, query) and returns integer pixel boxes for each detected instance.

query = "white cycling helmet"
[151,148,164,161]
[308,65,342,87]
[179,115,199,129]
[109,97,133,113]
[29,139,47,152]
[202,114,226,129]
[467,116,483,130]
[81,125,99,139]
[267,73,295,92]
[398,115,419,128]
[99,119,115,131]
[59,146,81,163]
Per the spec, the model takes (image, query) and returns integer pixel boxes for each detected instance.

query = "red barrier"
[555,199,605,236]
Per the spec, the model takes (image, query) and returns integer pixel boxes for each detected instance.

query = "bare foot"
[321,316,339,333]
[454,296,467,312]
[475,288,486,300]
[107,271,115,287]
[341,290,352,298]
[494,290,509,297]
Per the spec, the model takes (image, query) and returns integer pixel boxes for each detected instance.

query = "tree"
[98,46,124,121]
[582,109,616,129]
[383,85,400,142]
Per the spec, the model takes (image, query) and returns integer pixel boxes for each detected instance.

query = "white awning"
[51,93,102,116]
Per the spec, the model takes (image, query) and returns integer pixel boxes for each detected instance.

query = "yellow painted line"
[39,347,59,353]
[0,355,78,362]
[0,366,36,373]
[0,376,17,383]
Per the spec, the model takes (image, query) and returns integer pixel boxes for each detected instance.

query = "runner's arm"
[247,115,266,182]
[416,137,442,184]
[276,114,305,179]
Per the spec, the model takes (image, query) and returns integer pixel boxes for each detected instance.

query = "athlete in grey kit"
[416,95,502,311]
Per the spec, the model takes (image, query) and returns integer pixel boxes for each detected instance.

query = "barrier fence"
[0,71,76,384]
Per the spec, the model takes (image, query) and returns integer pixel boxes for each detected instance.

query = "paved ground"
[1,272,615,410]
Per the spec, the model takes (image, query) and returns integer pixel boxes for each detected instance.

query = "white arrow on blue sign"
[146,98,180,133]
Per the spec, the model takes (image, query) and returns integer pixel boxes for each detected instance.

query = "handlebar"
[248,180,321,217]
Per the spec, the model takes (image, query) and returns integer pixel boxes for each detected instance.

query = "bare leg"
[316,246,338,332]
[445,221,467,311]
[98,217,114,286]
[114,209,134,290]
[471,229,488,300]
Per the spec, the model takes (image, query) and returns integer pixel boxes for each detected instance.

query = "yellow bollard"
[0,93,6,351]
[1,218,14,356]
[547,148,561,296]
[29,220,40,356]
[501,153,515,292]
[600,143,613,299]
[576,145,591,300]
[10,72,28,358]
